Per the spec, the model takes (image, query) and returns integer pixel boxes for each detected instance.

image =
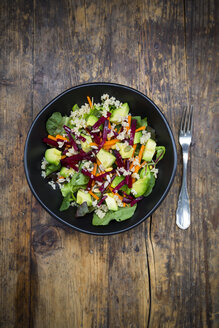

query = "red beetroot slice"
[114,150,123,167]
[129,119,137,146]
[112,178,127,193]
[92,112,111,129]
[130,196,143,207]
[63,125,78,151]
[97,195,107,207]
[43,137,58,148]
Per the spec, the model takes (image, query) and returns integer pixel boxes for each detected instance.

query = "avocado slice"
[134,131,142,144]
[142,139,156,162]
[87,115,98,126]
[76,190,92,206]
[132,177,149,197]
[110,103,130,123]
[81,134,92,152]
[97,149,116,169]
[45,148,62,166]
[116,143,134,159]
[105,193,118,211]
[60,167,74,178]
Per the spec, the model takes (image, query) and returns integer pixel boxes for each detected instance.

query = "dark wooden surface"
[0,0,218,327]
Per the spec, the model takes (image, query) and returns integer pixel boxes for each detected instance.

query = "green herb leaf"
[92,204,137,226]
[144,173,155,197]
[45,163,61,176]
[155,146,166,162]
[72,104,79,111]
[59,193,72,211]
[46,112,70,136]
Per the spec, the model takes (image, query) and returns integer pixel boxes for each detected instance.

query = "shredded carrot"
[134,166,140,174]
[92,163,97,176]
[56,134,68,141]
[139,161,147,169]
[108,188,123,201]
[104,139,119,146]
[114,193,124,201]
[138,145,145,162]
[90,142,98,146]
[87,96,93,108]
[135,126,146,132]
[97,158,102,166]
[58,176,65,179]
[129,162,134,171]
[108,118,111,129]
[88,190,99,200]
[114,128,117,132]
[103,145,113,150]
[118,127,122,134]
[131,146,145,173]
[61,155,66,159]
[127,115,132,131]
[48,135,57,141]
[131,144,137,157]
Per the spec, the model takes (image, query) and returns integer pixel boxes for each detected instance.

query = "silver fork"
[176,106,193,230]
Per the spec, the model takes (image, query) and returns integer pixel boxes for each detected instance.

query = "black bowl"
[24,82,177,235]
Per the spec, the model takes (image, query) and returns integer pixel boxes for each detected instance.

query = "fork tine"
[180,106,187,132]
[188,105,193,132]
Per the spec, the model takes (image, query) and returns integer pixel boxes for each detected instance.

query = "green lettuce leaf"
[45,163,61,176]
[59,172,89,210]
[72,104,79,111]
[144,173,155,197]
[60,193,72,211]
[92,204,137,226]
[155,146,166,162]
[46,112,70,136]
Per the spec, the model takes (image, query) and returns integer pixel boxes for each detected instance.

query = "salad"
[41,94,165,226]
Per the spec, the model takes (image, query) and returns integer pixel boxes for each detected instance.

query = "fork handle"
[176,151,190,229]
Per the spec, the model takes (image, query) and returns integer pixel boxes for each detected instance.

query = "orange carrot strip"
[90,142,98,146]
[131,145,145,173]
[92,163,97,176]
[108,188,124,201]
[114,193,123,201]
[126,115,131,131]
[135,126,146,132]
[131,144,137,157]
[48,135,57,141]
[87,96,93,108]
[97,158,102,166]
[103,145,113,150]
[108,118,111,129]
[139,161,147,169]
[56,134,68,141]
[88,190,99,200]
[104,139,119,146]
[61,155,66,159]
[138,145,145,162]
[58,176,65,179]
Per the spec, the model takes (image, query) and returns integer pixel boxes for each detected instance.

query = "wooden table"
[1,1,218,327]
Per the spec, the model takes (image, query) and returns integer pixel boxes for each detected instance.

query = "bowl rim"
[24,82,177,235]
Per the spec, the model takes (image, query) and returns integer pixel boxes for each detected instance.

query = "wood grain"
[0,1,33,327]
[0,0,218,327]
